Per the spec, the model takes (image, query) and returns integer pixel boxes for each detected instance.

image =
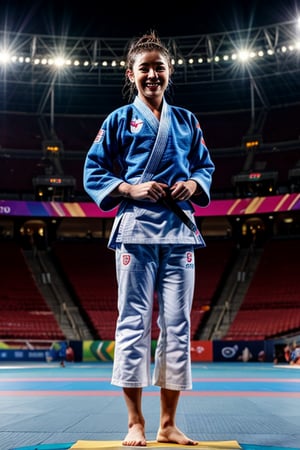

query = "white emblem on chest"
[130,119,143,134]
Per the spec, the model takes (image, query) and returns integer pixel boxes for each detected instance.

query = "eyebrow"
[138,61,166,67]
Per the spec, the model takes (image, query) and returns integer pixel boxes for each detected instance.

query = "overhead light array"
[0,18,300,71]
[0,41,300,71]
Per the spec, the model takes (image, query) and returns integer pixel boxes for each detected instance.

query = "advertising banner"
[191,340,213,361]
[213,340,267,362]
[1,194,299,218]
[0,349,47,362]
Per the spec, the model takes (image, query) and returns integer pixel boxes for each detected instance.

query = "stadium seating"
[51,239,118,339]
[224,237,300,340]
[0,240,65,340]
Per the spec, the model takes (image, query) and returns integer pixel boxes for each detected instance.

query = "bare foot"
[156,425,198,446]
[122,423,147,447]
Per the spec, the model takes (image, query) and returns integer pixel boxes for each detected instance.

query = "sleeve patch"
[95,129,105,143]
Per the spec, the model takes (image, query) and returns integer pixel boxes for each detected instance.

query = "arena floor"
[0,362,299,450]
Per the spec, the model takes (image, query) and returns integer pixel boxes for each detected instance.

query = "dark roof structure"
[1,17,300,143]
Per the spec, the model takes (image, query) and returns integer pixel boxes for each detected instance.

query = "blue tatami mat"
[1,362,299,450]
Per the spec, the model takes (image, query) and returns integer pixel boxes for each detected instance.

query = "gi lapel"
[134,96,170,182]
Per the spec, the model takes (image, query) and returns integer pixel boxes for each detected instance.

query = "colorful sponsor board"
[1,194,299,218]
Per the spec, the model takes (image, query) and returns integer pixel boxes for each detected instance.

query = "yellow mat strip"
[71,440,241,449]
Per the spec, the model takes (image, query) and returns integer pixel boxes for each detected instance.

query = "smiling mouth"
[146,82,160,88]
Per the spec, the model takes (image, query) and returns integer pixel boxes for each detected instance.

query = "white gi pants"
[111,243,195,391]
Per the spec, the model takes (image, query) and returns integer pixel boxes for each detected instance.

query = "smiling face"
[126,50,170,108]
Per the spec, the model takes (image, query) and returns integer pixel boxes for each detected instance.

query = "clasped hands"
[118,180,198,202]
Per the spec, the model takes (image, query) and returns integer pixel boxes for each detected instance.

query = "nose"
[148,68,158,77]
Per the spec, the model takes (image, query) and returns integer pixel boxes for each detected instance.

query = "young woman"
[84,31,215,447]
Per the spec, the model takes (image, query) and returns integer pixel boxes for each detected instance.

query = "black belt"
[161,191,198,234]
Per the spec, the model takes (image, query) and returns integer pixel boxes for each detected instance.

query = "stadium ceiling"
[1,18,300,117]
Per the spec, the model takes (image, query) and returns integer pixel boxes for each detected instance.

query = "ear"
[126,69,135,83]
